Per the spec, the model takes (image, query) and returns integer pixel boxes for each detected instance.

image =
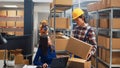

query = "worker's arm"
[87,28,97,60]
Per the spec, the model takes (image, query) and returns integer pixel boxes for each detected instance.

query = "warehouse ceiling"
[0,0,100,12]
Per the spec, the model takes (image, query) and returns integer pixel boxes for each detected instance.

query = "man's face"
[74,17,84,26]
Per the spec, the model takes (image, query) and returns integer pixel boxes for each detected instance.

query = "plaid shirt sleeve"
[88,28,97,55]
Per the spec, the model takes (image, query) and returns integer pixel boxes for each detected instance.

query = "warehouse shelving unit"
[0,9,24,36]
[48,3,72,53]
[89,8,120,68]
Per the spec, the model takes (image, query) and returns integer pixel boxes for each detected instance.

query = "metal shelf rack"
[48,4,72,53]
[89,8,120,68]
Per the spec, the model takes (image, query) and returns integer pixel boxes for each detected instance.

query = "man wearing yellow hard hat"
[72,8,97,60]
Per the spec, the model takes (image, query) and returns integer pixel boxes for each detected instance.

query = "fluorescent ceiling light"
[3,5,18,8]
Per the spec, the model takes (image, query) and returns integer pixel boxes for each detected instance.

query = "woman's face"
[74,17,84,26]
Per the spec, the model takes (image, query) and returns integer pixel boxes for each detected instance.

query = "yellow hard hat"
[72,8,84,20]
[41,20,47,24]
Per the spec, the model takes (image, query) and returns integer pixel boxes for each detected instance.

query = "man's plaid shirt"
[72,23,97,55]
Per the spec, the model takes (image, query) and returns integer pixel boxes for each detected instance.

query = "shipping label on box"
[66,37,93,60]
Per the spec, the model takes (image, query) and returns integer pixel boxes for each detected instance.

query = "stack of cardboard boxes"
[87,0,120,12]
[66,37,92,68]
[0,10,24,36]
[98,35,120,64]
[8,49,29,65]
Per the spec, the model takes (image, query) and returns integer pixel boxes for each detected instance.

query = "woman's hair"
[39,35,54,56]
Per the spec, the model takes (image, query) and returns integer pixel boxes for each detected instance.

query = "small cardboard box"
[99,18,109,28]
[50,18,70,29]
[106,51,120,64]
[16,21,24,28]
[8,10,16,17]
[17,10,24,17]
[0,10,7,16]
[98,35,120,49]
[15,32,24,36]
[101,48,106,61]
[15,54,24,64]
[0,21,6,27]
[98,62,107,68]
[53,0,72,6]
[0,50,8,60]
[91,56,96,67]
[23,59,29,65]
[55,38,69,51]
[7,21,15,27]
[68,58,91,68]
[98,47,102,59]
[66,37,93,60]
[101,0,107,9]
[106,0,120,8]
[100,18,120,29]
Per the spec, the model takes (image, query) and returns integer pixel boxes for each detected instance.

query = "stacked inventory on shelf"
[49,0,72,52]
[0,9,24,36]
[88,0,120,68]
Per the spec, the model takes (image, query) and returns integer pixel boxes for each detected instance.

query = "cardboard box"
[53,0,72,6]
[91,56,96,67]
[8,10,16,17]
[7,32,15,35]
[0,50,8,60]
[101,48,106,61]
[0,10,6,16]
[15,32,24,36]
[89,19,94,27]
[17,10,24,17]
[106,51,120,64]
[106,0,120,8]
[23,59,29,65]
[98,47,102,59]
[98,35,120,49]
[99,18,109,28]
[101,0,107,9]
[112,18,120,29]
[50,3,63,13]
[100,18,120,29]
[7,21,15,27]
[16,21,24,28]
[68,58,91,68]
[55,38,69,51]
[0,21,6,27]
[15,54,24,64]
[66,37,93,60]
[50,18,70,29]
[98,62,107,68]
